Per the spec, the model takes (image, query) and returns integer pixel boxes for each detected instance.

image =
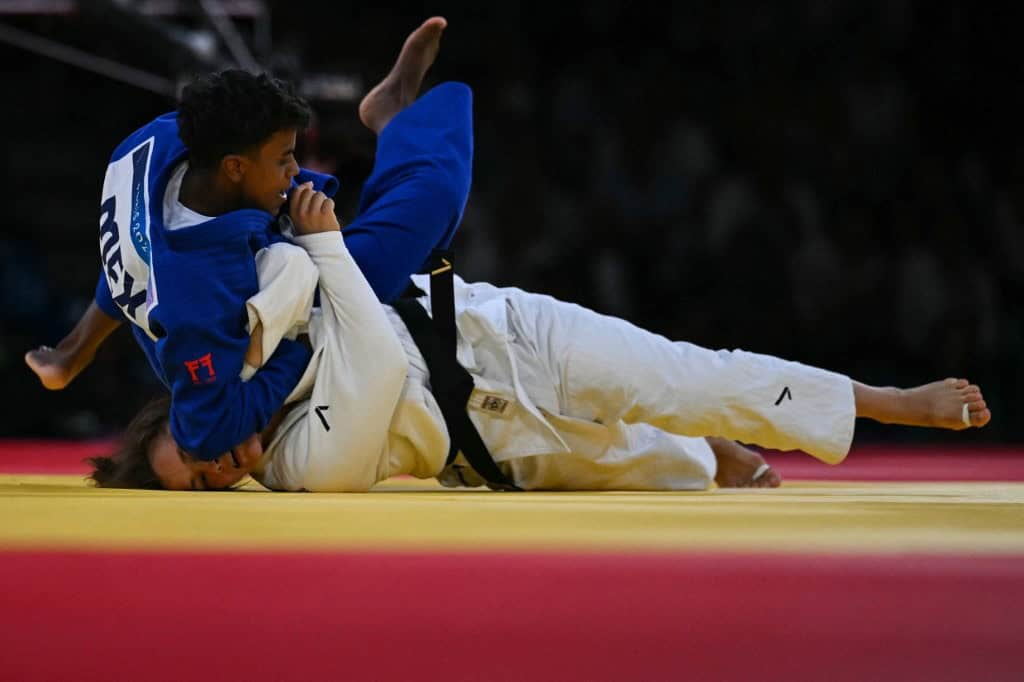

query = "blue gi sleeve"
[94,270,121,319]
[149,230,312,461]
[293,169,339,197]
[342,81,474,303]
[162,328,311,461]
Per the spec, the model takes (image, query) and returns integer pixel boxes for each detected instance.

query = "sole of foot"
[358,16,448,134]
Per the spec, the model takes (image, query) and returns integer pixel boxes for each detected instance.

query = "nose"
[232,434,264,470]
[195,454,243,489]
[205,467,244,490]
[197,456,232,475]
[200,459,222,473]
[214,452,236,471]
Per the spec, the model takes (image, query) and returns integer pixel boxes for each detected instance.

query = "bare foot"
[358,16,447,134]
[855,378,992,430]
[708,436,782,489]
[25,345,90,390]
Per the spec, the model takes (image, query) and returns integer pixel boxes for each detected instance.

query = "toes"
[962,391,983,404]
[25,346,54,363]
[952,379,982,397]
[751,471,781,488]
[958,382,982,398]
[971,408,992,427]
[748,463,780,488]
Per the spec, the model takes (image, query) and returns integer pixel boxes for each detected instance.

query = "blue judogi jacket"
[95,82,473,460]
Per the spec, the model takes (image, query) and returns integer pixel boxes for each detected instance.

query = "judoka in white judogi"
[242,233,855,492]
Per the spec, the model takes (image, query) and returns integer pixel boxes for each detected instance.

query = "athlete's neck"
[179,165,239,216]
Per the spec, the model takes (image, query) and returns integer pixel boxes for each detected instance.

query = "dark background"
[0,1,1020,443]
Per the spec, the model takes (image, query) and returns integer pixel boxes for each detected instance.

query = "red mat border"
[2,549,1022,681]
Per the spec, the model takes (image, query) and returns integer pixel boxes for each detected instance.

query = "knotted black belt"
[390,250,521,491]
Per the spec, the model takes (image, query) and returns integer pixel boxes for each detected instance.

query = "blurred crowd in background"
[1,0,1020,443]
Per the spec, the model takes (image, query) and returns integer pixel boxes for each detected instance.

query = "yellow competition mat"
[2,473,1023,555]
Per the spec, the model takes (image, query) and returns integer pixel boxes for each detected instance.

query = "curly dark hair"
[177,69,312,170]
[87,395,171,489]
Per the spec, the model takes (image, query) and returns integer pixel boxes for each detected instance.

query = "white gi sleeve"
[241,242,319,380]
[271,231,408,492]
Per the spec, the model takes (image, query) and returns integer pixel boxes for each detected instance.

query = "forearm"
[58,301,122,357]
[168,337,312,460]
[243,242,319,374]
[290,231,408,491]
[245,322,263,368]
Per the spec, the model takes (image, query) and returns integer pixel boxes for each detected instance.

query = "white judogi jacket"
[243,235,595,492]
[243,234,855,492]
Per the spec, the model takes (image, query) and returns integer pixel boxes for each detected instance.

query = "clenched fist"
[289,181,340,234]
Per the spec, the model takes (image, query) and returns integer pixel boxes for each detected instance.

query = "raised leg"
[359,17,447,135]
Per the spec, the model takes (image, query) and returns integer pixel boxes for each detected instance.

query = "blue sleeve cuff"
[294,169,340,198]
[94,271,120,318]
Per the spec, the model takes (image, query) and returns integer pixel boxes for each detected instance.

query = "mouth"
[271,191,289,215]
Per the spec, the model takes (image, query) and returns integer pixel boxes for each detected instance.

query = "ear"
[221,154,249,183]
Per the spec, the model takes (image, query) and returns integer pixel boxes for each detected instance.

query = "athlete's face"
[238,129,301,216]
[147,425,260,491]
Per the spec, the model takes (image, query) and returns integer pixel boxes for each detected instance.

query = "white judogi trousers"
[428,278,855,491]
[249,237,856,493]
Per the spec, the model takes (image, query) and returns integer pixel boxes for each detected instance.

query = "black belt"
[391,250,521,491]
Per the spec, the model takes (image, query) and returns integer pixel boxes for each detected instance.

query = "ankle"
[854,383,902,423]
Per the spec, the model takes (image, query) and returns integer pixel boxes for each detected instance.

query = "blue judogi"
[95,82,473,460]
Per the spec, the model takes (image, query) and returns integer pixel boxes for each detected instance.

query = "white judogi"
[245,234,855,492]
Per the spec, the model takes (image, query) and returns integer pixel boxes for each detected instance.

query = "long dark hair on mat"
[86,395,170,489]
